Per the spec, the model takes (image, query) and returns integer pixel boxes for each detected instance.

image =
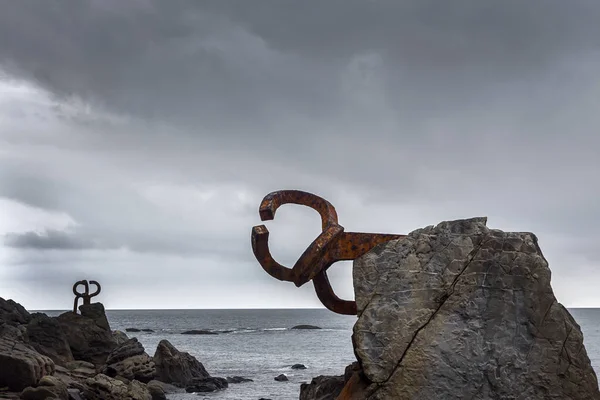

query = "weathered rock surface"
[25,313,74,366]
[82,374,151,400]
[146,380,167,400]
[153,340,209,387]
[56,311,117,366]
[104,338,156,383]
[300,363,362,400]
[274,374,288,382]
[300,375,345,400]
[348,217,600,399]
[0,338,55,391]
[0,298,31,327]
[79,303,111,332]
[20,375,68,400]
[112,330,130,345]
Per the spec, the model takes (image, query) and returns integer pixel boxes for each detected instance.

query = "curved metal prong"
[88,280,101,297]
[313,271,357,315]
[258,190,339,230]
[73,280,89,296]
[251,225,295,282]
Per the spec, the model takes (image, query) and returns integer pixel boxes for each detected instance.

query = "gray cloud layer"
[1,0,600,308]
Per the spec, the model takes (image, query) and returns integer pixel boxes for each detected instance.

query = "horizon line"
[31,306,600,312]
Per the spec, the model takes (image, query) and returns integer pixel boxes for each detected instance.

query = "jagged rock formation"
[25,313,74,366]
[0,338,55,391]
[153,339,210,387]
[103,338,156,383]
[309,217,599,400]
[56,309,117,366]
[0,299,223,399]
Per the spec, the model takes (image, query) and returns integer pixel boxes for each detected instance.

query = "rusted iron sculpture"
[72,279,101,313]
[251,190,405,315]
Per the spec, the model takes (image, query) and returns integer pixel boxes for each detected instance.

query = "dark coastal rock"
[146,380,182,396]
[290,325,321,330]
[67,388,85,400]
[20,375,69,400]
[106,338,145,365]
[0,337,55,391]
[184,377,228,393]
[153,339,209,387]
[125,328,141,332]
[0,298,31,326]
[146,380,167,400]
[291,363,307,370]
[56,310,117,366]
[0,320,27,342]
[78,303,111,332]
[25,313,74,366]
[226,376,253,383]
[103,338,156,383]
[82,374,151,400]
[300,363,362,400]
[347,217,600,399]
[299,375,345,400]
[180,329,217,335]
[112,330,129,345]
[274,374,288,382]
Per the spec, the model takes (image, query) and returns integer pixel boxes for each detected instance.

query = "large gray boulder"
[0,298,31,326]
[153,340,209,387]
[103,338,156,383]
[81,374,151,400]
[25,313,74,366]
[56,309,117,366]
[79,303,111,332]
[350,217,600,399]
[0,337,55,391]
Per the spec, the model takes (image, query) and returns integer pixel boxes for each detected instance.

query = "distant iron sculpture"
[72,280,101,313]
[251,190,406,315]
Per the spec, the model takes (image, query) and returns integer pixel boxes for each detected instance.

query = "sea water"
[43,308,600,400]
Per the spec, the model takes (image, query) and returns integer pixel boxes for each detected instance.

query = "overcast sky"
[1,0,599,310]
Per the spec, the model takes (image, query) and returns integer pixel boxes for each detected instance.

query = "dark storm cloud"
[1,0,600,131]
[3,229,97,250]
[1,0,600,308]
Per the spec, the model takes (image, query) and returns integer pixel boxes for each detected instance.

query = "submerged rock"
[291,325,321,330]
[184,377,228,393]
[274,374,288,382]
[291,363,307,370]
[180,329,217,335]
[226,376,253,383]
[346,217,600,399]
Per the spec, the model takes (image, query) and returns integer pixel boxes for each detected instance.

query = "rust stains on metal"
[72,279,101,313]
[251,190,405,315]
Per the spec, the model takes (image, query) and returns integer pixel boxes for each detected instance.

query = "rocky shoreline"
[0,298,259,400]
